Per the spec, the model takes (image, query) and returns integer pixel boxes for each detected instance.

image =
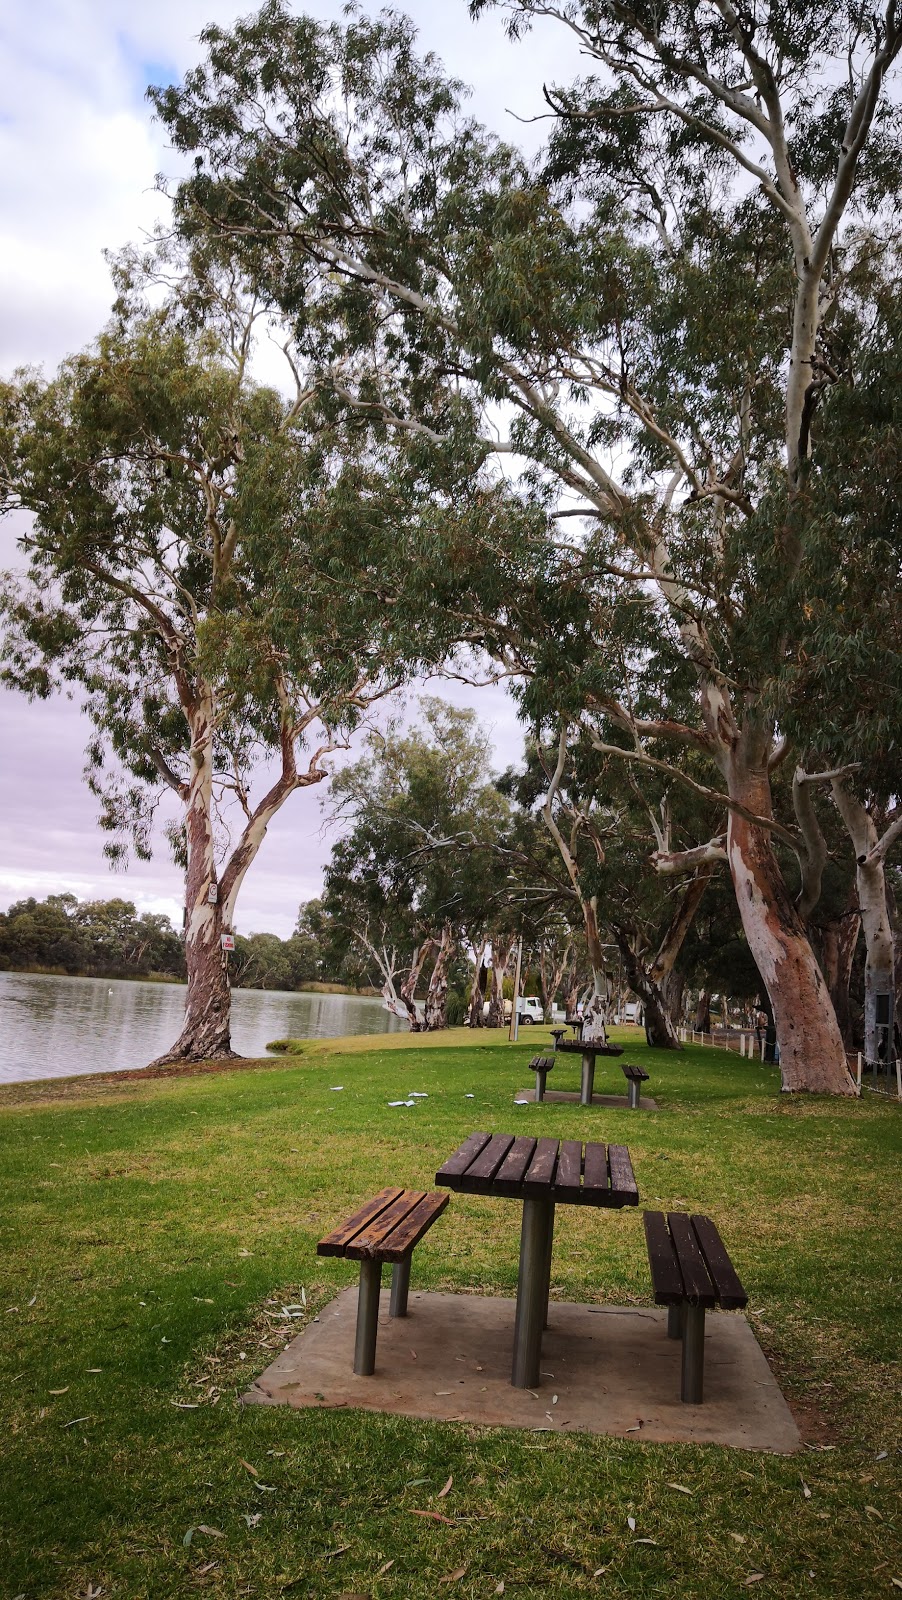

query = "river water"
[0,971,404,1084]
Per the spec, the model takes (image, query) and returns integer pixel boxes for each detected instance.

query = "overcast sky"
[0,0,582,937]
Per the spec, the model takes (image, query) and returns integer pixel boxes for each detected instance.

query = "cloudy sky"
[0,0,582,936]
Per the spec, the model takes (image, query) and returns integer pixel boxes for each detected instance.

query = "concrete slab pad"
[244,1289,799,1453]
[515,1088,659,1109]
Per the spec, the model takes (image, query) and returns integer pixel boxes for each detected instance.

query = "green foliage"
[0,894,184,979]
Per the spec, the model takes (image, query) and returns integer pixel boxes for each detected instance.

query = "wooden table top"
[554,1038,624,1057]
[435,1132,639,1208]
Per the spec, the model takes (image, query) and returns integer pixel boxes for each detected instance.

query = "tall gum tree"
[151,5,902,1088]
[0,270,433,1063]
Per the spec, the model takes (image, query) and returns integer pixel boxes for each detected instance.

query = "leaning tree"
[151,1,902,1089]
[0,260,484,1062]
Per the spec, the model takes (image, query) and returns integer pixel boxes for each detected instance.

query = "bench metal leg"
[681,1303,706,1403]
[535,1069,547,1102]
[667,1303,683,1339]
[628,1078,640,1109]
[353,1258,383,1376]
[512,1197,555,1388]
[389,1256,411,1318]
[580,1054,595,1105]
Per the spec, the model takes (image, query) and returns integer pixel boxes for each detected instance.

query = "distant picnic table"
[552,1035,623,1104]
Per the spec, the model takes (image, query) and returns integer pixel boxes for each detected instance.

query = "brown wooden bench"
[621,1062,650,1108]
[317,1188,448,1375]
[549,1028,566,1050]
[529,1053,555,1101]
[643,1211,748,1403]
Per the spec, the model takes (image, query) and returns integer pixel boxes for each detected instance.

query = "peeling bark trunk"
[580,896,609,1043]
[399,938,435,1032]
[817,905,860,1049]
[725,752,854,1093]
[424,923,455,1031]
[538,938,572,1021]
[831,782,897,1069]
[487,933,515,1028]
[694,991,711,1032]
[466,940,489,1027]
[660,967,685,1026]
[614,931,680,1050]
[151,692,237,1065]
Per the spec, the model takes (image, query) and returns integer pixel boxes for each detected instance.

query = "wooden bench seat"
[620,1062,650,1108]
[643,1211,747,1402]
[317,1187,448,1375]
[529,1054,555,1101]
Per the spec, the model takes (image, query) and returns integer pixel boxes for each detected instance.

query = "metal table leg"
[511,1198,555,1388]
[542,1201,555,1328]
[535,1066,546,1102]
[628,1078,640,1109]
[580,1052,595,1105]
[354,1258,383,1375]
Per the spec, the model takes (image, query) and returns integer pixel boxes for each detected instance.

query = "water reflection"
[0,971,404,1084]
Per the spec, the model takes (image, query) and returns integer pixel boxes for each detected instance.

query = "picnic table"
[553,1035,624,1104]
[436,1131,639,1388]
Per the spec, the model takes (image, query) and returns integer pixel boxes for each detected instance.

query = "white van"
[483,996,545,1024]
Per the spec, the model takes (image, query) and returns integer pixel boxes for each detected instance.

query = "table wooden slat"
[344,1189,428,1259]
[435,1132,493,1186]
[522,1137,560,1195]
[581,1142,610,1202]
[667,1211,717,1306]
[493,1136,538,1196]
[317,1187,405,1256]
[643,1211,684,1303]
[465,1133,517,1189]
[554,1139,584,1200]
[691,1214,747,1309]
[607,1143,639,1206]
[376,1192,450,1263]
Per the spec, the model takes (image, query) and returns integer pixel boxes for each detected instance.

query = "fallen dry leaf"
[323,1545,351,1559]
[801,1481,812,1499]
[438,1566,468,1585]
[495,1583,505,1594]
[627,1516,636,1532]
[729,1533,747,1544]
[49,1387,70,1396]
[196,1525,224,1538]
[239,1458,260,1477]
[376,1560,394,1575]
[410,1509,455,1525]
[667,1482,693,1495]
[437,1475,453,1499]
[745,1576,765,1586]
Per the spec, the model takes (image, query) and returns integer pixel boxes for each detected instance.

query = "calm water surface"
[0,971,404,1084]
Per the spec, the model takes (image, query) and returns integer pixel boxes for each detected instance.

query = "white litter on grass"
[388,1100,417,1107]
[514,1099,529,1105]
[329,1086,344,1091]
[408,1092,428,1098]
[465,1093,475,1098]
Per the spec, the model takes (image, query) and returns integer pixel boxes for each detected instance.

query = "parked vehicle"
[483,995,545,1024]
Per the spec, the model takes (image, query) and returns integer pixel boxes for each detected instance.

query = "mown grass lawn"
[0,1028,899,1600]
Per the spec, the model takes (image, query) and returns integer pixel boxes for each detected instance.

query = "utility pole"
[509,933,524,1042]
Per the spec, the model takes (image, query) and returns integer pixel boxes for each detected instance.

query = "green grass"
[0,1029,899,1600]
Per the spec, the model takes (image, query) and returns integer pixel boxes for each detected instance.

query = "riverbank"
[0,1033,898,1598]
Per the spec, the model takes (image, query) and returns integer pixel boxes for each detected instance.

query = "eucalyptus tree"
[0,262,466,1063]
[151,3,902,1089]
[324,699,512,1030]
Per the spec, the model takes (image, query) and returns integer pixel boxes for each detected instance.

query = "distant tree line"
[0,893,362,994]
